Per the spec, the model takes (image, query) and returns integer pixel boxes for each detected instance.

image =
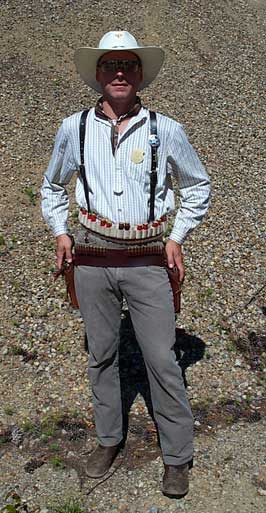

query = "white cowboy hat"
[74,31,165,92]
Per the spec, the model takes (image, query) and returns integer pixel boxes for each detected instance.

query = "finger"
[166,250,175,269]
[174,259,185,283]
[65,246,73,263]
[56,244,66,270]
[56,252,64,270]
[178,266,185,283]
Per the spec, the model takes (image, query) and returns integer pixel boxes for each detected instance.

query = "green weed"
[39,411,66,441]
[24,187,37,205]
[49,455,65,469]
[51,498,85,513]
[205,287,214,297]
[71,208,79,220]
[21,419,36,433]
[49,442,60,452]
[226,341,237,352]
[3,405,15,416]
[1,491,28,513]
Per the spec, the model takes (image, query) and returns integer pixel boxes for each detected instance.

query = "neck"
[101,97,138,119]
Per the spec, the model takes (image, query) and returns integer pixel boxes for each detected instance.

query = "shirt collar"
[95,96,142,124]
[94,97,147,155]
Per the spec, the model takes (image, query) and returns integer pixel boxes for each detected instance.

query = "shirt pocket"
[128,163,147,184]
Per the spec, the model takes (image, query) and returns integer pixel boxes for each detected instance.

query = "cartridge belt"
[83,227,163,245]
[78,209,167,241]
[74,244,165,268]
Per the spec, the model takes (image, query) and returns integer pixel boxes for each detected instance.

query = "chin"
[110,92,133,102]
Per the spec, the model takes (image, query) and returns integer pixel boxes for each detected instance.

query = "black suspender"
[78,109,159,223]
[79,109,90,213]
[148,111,159,222]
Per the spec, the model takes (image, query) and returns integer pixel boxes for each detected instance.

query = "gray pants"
[75,264,193,465]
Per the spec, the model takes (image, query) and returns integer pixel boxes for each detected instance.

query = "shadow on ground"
[117,311,206,447]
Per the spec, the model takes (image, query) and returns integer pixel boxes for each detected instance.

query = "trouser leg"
[120,266,194,465]
[74,266,123,446]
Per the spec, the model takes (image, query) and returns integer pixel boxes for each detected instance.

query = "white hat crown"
[98,31,139,51]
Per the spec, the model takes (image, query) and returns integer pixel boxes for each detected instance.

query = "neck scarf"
[95,96,142,155]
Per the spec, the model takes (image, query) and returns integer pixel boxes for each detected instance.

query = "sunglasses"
[97,59,141,73]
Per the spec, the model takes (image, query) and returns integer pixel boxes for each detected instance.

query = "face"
[96,50,143,104]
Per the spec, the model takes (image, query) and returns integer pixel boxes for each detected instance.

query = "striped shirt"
[41,107,210,244]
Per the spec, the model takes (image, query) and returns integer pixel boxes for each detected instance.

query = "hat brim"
[74,46,165,92]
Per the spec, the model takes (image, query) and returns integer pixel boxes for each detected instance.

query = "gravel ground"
[0,1,265,512]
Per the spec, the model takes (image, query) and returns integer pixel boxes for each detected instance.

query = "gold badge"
[131,149,145,164]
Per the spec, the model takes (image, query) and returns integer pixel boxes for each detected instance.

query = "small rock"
[149,507,161,513]
[11,426,24,446]
[252,468,266,490]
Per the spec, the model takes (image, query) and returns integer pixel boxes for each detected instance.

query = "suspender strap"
[148,111,158,223]
[79,109,90,213]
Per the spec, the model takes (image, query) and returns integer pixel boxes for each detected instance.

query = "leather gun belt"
[74,244,165,268]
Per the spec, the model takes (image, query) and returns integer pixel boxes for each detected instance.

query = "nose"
[116,69,125,81]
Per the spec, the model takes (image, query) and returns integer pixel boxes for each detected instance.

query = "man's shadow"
[117,311,206,443]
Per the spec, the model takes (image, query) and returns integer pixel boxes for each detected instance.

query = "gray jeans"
[74,263,193,465]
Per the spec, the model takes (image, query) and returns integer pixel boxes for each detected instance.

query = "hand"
[165,240,185,283]
[56,234,73,270]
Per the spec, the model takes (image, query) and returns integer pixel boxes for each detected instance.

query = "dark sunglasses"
[97,59,141,73]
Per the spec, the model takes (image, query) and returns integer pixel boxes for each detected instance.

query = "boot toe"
[162,463,189,499]
[86,444,121,478]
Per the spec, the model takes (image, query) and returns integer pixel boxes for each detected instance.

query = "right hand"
[56,234,73,270]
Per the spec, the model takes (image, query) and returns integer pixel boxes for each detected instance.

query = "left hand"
[165,240,185,283]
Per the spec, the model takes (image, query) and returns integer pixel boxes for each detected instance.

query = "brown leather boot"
[162,463,189,498]
[85,443,121,478]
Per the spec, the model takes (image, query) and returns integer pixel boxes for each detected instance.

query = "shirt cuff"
[168,230,186,245]
[53,225,68,237]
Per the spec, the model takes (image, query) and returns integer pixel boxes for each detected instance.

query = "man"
[41,31,210,498]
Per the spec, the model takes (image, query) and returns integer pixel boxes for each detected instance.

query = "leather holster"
[165,265,181,313]
[54,260,79,309]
